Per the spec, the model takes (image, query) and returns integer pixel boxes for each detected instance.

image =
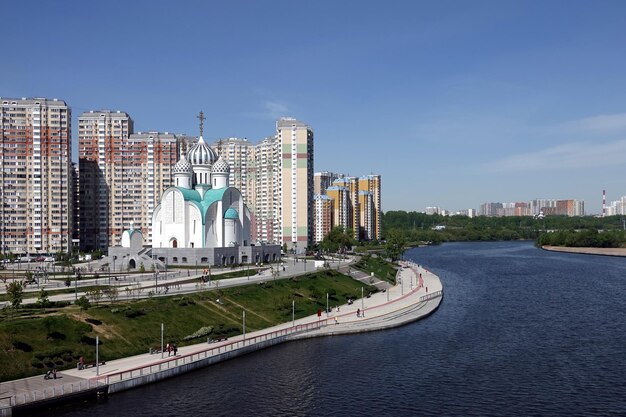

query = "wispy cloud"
[486,139,626,172]
[263,100,289,119]
[243,99,291,121]
[562,112,626,133]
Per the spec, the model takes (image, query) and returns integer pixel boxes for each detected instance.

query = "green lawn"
[352,254,398,284]
[0,269,374,382]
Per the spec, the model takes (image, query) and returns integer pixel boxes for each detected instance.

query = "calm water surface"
[55,241,626,416]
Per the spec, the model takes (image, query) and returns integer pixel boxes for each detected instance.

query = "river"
[53,241,626,416]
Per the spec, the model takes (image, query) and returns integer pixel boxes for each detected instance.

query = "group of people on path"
[165,343,178,356]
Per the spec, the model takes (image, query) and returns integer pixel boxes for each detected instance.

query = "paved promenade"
[0,261,442,414]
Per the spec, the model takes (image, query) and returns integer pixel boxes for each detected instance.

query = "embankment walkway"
[0,261,442,417]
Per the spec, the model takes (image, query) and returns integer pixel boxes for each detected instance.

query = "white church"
[152,137,250,250]
[107,119,280,270]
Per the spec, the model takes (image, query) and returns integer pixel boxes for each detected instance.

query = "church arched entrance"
[170,238,178,248]
[128,259,136,270]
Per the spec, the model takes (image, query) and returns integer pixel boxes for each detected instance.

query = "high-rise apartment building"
[358,174,382,240]
[249,136,281,245]
[128,132,178,244]
[79,110,134,250]
[276,118,314,254]
[0,97,73,255]
[79,116,179,250]
[607,196,626,216]
[326,185,351,231]
[358,191,375,241]
[314,171,340,195]
[332,177,359,238]
[212,138,254,204]
[313,194,333,244]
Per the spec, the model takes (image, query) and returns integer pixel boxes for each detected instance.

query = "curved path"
[0,261,443,415]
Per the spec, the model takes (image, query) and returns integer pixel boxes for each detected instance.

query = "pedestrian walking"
[166,343,171,356]
[357,308,361,318]
[173,344,178,356]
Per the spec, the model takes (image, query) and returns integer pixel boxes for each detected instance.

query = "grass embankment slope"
[352,254,398,284]
[0,269,376,382]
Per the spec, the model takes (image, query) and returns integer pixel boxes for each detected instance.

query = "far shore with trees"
[381,211,626,249]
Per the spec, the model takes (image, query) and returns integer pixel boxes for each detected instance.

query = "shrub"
[30,359,44,369]
[48,331,66,340]
[50,300,71,308]
[76,295,91,310]
[175,297,196,307]
[12,341,33,352]
[124,308,145,319]
[183,326,214,341]
[80,335,99,345]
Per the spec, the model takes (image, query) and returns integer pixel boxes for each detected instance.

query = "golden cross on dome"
[197,111,206,137]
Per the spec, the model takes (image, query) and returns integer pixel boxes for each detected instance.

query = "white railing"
[7,378,104,407]
[94,319,329,386]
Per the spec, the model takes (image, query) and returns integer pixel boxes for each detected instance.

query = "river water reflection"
[56,241,626,416]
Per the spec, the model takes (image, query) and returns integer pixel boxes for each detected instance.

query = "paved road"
[0,256,351,308]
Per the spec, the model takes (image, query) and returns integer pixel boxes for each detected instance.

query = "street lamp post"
[96,336,100,376]
[292,300,295,327]
[243,310,246,342]
[361,287,365,317]
[74,269,78,302]
[326,293,329,318]
[160,323,164,359]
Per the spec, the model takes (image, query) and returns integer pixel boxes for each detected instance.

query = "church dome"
[173,156,192,175]
[212,157,230,174]
[187,137,218,166]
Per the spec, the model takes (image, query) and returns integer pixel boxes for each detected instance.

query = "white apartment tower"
[249,136,282,245]
[277,118,314,254]
[0,97,72,255]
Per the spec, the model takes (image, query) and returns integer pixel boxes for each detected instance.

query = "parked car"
[44,256,55,262]
[36,256,46,262]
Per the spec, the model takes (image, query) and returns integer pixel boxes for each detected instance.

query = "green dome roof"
[224,208,239,219]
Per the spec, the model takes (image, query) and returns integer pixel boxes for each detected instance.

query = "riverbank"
[542,245,626,257]
[0,263,443,416]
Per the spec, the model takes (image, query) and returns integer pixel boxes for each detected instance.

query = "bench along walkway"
[0,262,442,416]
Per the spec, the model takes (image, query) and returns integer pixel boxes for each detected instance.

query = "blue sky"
[3,0,626,214]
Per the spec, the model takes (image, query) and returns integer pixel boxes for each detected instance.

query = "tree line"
[382,211,626,247]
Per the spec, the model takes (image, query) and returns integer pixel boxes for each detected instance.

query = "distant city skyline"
[2,0,626,214]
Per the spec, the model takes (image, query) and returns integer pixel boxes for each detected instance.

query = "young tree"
[6,281,24,309]
[87,289,103,305]
[103,287,119,303]
[37,288,50,311]
[385,229,407,261]
[76,295,91,310]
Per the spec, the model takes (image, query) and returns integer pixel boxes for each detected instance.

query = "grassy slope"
[0,269,374,382]
[352,254,398,284]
